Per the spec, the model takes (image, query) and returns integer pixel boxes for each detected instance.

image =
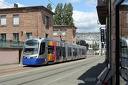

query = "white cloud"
[85,0,97,7]
[0,0,11,8]
[69,0,81,3]
[86,0,96,5]
[73,10,101,33]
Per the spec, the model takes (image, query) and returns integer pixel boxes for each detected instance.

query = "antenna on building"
[14,3,18,8]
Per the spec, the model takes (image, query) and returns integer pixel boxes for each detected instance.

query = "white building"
[76,32,102,55]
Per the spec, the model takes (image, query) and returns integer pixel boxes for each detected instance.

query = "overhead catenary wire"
[47,0,57,7]
[0,0,13,8]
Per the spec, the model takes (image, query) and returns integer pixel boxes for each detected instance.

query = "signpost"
[100,27,105,55]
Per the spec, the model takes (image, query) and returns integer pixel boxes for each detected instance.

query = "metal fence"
[0,39,24,48]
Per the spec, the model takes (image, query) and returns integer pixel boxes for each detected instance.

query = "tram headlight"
[33,56,37,58]
[23,56,37,58]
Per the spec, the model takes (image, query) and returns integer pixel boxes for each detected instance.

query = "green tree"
[47,3,52,11]
[62,3,74,25]
[93,42,99,54]
[53,3,74,26]
[53,3,63,25]
[62,3,68,25]
[67,3,74,25]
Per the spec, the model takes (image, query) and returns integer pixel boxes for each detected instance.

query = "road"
[0,56,105,85]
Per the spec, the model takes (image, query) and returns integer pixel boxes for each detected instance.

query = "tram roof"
[25,38,66,43]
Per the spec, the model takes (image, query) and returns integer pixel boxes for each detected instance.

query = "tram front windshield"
[23,40,39,55]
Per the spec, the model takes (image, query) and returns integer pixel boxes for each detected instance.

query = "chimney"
[14,3,18,8]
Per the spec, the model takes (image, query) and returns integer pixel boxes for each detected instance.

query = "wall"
[53,26,76,44]
[0,48,20,65]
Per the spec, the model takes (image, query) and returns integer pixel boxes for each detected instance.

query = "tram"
[22,38,87,65]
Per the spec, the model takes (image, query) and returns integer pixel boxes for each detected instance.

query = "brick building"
[120,5,128,36]
[0,4,54,42]
[53,25,77,44]
[0,5,77,65]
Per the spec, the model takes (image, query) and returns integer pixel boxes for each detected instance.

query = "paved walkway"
[1,55,122,85]
[0,55,127,84]
[78,60,106,85]
[0,63,21,69]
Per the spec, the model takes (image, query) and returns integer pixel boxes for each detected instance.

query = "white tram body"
[22,38,87,65]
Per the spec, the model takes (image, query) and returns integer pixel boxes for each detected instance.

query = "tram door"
[47,41,55,62]
[56,43,63,62]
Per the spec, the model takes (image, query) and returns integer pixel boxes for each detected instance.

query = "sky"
[0,0,103,33]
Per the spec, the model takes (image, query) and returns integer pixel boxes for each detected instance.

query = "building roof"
[76,32,100,41]
[53,25,77,29]
[0,5,54,15]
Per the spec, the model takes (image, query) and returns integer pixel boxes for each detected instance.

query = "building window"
[45,34,48,38]
[73,30,75,38]
[53,30,58,36]
[13,15,19,26]
[45,16,49,28]
[90,44,92,49]
[13,33,19,41]
[61,29,66,36]
[0,34,6,40]
[26,33,32,39]
[1,15,6,26]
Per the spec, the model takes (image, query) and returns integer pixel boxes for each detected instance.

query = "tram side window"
[63,47,66,56]
[56,46,61,56]
[56,46,63,56]
[39,42,45,55]
[73,48,77,56]
[68,47,72,56]
[48,46,54,54]
[76,48,78,56]
[60,47,63,56]
[73,48,75,56]
[79,49,81,55]
[82,49,84,55]
[82,49,85,55]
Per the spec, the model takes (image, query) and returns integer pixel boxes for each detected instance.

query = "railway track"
[0,56,102,85]
[0,57,91,76]
[0,65,34,76]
